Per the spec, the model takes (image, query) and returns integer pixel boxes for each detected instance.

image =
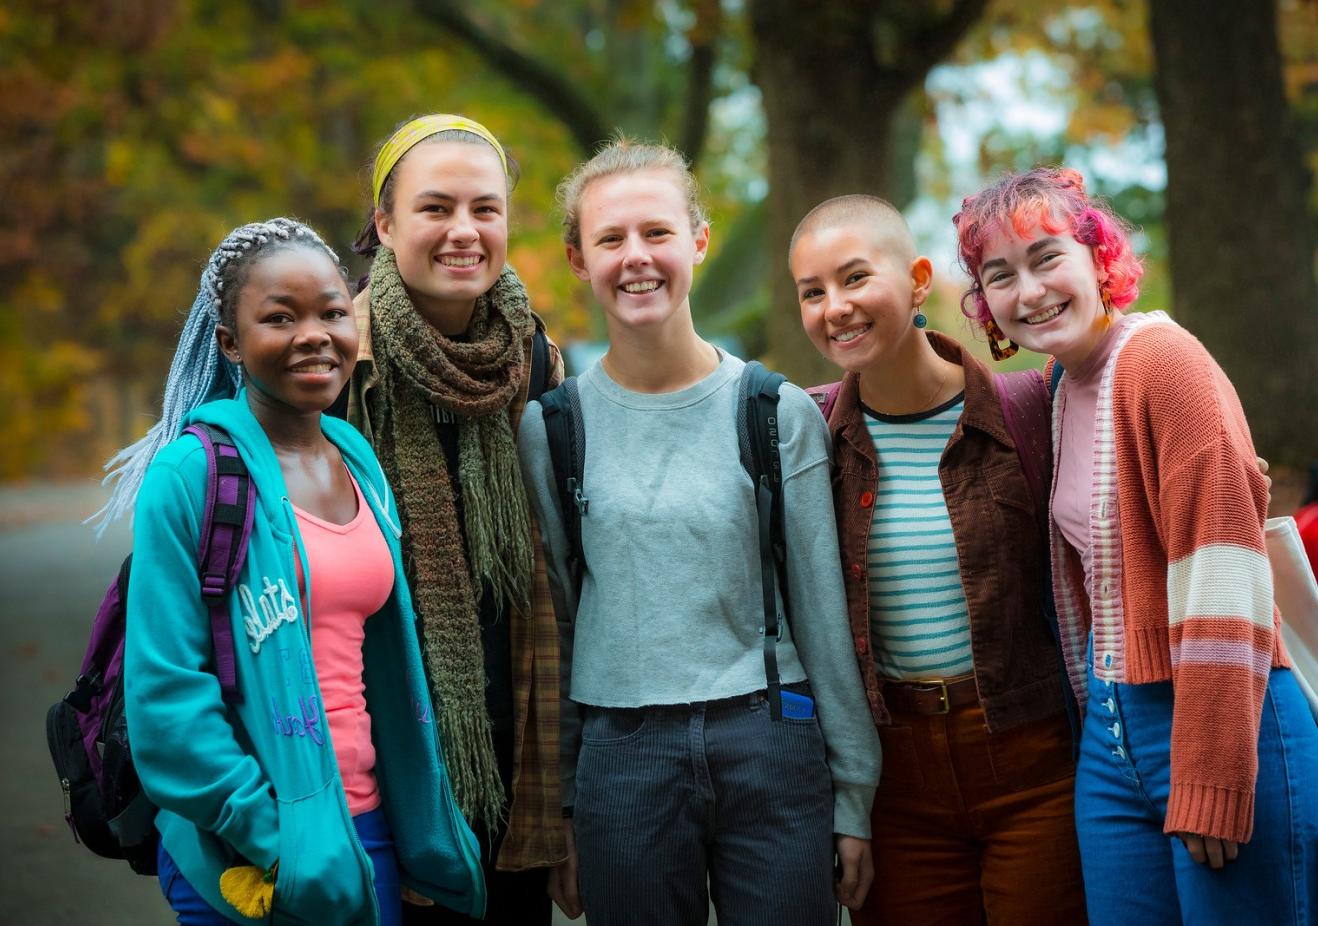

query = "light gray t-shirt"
[518,353,880,837]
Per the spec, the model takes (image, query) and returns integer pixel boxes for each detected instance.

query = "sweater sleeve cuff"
[833,782,875,839]
[1164,782,1255,844]
[214,791,280,870]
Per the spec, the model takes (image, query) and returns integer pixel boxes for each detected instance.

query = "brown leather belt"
[881,675,978,715]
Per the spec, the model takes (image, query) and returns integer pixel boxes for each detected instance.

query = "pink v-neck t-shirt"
[293,473,393,815]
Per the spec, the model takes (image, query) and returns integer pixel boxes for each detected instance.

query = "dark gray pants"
[574,692,836,926]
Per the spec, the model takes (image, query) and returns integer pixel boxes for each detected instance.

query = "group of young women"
[100,112,1315,926]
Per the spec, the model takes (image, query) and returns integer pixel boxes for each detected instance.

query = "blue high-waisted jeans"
[156,806,401,926]
[1073,637,1317,925]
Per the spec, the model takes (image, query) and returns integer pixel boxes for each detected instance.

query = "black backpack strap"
[539,378,587,603]
[183,423,254,705]
[739,361,788,721]
[529,325,551,403]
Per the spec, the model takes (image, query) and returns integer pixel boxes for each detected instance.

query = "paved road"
[0,488,169,924]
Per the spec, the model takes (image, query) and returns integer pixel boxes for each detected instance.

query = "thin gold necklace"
[868,367,946,416]
[918,368,948,412]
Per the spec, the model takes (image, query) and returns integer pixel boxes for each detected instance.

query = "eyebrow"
[266,290,347,305]
[980,237,1061,272]
[795,257,868,287]
[413,190,504,203]
[590,219,673,238]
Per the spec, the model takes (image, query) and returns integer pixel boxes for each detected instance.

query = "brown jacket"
[346,288,567,871]
[824,331,1067,732]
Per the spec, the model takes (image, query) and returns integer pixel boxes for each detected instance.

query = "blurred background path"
[0,482,167,923]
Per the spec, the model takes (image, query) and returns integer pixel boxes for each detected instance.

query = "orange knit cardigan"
[1048,312,1288,844]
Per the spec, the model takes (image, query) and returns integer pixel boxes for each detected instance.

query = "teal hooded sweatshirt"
[124,395,485,924]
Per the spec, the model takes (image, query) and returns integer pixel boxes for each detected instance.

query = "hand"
[1177,832,1239,869]
[834,835,874,911]
[1256,455,1271,490]
[548,819,583,919]
[400,885,434,906]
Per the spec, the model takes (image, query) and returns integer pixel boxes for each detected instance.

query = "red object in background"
[1296,501,1318,573]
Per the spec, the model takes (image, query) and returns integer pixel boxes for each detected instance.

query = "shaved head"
[789,194,917,265]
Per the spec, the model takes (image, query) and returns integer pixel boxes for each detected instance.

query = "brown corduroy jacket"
[822,331,1068,733]
[346,287,567,871]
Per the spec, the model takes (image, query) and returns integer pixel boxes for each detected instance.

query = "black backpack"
[539,360,794,720]
[45,423,253,874]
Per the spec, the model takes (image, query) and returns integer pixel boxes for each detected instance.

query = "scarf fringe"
[459,422,534,614]
[427,645,508,829]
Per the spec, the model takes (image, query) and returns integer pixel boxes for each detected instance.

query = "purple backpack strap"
[183,424,255,705]
[78,557,134,692]
[993,370,1053,525]
[806,381,842,421]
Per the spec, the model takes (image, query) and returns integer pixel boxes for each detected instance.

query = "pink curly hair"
[953,166,1144,327]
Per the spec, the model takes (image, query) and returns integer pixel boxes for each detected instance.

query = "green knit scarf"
[367,247,535,829]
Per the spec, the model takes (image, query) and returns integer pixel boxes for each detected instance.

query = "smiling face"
[977,222,1108,367]
[375,140,509,335]
[566,168,709,337]
[216,247,358,417]
[791,222,932,375]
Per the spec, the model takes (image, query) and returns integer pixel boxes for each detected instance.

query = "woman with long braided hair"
[344,115,564,926]
[103,219,484,924]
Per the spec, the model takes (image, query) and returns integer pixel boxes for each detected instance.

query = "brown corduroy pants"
[853,699,1087,925]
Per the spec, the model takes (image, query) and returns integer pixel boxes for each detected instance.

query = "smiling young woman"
[788,194,1085,925]
[344,114,566,926]
[94,219,484,926]
[371,140,510,335]
[517,140,881,926]
[956,168,1318,925]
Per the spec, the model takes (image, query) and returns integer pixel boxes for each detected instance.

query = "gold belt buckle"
[931,679,951,714]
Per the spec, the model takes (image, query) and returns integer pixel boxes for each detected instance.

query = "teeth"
[833,324,871,343]
[1025,303,1065,325]
[440,256,481,267]
[295,364,332,373]
[622,281,659,293]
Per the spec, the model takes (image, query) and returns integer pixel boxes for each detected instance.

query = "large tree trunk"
[750,0,902,385]
[750,0,986,385]
[1149,0,1318,466]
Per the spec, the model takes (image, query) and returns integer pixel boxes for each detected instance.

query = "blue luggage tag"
[780,690,815,719]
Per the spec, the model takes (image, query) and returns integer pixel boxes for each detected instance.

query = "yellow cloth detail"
[219,862,278,919]
[371,114,508,206]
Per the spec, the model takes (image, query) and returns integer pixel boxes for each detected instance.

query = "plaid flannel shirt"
[346,288,567,871]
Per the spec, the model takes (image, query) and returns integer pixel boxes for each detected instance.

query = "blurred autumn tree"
[2,0,1314,476]
[0,0,592,477]
[1149,0,1318,465]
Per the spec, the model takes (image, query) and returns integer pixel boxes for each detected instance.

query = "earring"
[1101,287,1114,315]
[913,307,927,329]
[985,317,1019,361]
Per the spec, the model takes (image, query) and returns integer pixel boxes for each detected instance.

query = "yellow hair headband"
[371,114,509,207]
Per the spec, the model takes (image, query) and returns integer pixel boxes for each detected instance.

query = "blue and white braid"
[90,218,338,536]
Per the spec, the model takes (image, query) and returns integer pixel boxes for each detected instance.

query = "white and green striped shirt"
[865,395,974,679]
